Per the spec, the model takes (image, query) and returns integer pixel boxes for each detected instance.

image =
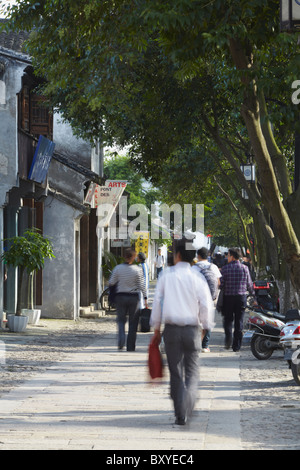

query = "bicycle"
[100,286,117,314]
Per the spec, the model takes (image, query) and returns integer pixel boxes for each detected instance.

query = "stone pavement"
[0,313,242,451]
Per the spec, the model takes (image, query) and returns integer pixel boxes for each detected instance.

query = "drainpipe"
[97,143,104,309]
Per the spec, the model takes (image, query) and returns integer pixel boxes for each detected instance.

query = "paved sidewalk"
[0,313,242,451]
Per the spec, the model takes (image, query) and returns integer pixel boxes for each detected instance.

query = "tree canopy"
[2,0,300,298]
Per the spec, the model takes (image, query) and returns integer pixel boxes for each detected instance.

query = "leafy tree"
[104,152,160,207]
[3,0,300,302]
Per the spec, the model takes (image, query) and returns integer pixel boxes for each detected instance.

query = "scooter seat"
[253,306,285,322]
[285,309,300,322]
[272,312,286,322]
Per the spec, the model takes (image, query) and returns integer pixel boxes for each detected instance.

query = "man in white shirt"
[154,248,164,279]
[150,241,215,425]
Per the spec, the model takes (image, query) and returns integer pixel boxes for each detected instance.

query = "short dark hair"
[124,248,136,260]
[197,247,208,259]
[175,240,195,264]
[228,247,241,260]
[137,252,146,262]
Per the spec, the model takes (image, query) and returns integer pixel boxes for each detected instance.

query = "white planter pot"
[21,309,41,325]
[7,314,29,333]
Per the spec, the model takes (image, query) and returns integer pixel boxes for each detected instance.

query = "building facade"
[0,21,102,321]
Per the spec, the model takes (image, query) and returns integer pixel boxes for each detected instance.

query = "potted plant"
[1,228,55,332]
[21,271,41,325]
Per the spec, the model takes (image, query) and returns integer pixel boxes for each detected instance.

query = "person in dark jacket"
[220,247,254,352]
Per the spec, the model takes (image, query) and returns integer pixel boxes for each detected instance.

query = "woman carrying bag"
[109,248,148,351]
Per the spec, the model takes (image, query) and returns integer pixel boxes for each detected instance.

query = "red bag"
[148,338,163,379]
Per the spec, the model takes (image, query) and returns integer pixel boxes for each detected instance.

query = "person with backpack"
[193,247,221,352]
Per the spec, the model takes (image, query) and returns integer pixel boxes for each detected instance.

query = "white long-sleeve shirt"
[150,262,215,331]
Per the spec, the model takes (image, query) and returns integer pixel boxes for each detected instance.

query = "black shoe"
[175,416,186,426]
[225,339,232,350]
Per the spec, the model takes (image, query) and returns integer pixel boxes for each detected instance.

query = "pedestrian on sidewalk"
[137,252,149,309]
[220,247,254,352]
[154,248,165,279]
[193,247,221,353]
[150,240,215,425]
[109,248,148,351]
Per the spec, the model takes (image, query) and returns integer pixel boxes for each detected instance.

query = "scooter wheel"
[291,361,300,386]
[250,334,274,360]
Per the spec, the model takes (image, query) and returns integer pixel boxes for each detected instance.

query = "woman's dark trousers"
[115,294,140,351]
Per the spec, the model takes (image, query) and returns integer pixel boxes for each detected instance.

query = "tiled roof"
[0,19,30,54]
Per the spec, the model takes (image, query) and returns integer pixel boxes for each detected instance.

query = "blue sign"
[28,135,55,184]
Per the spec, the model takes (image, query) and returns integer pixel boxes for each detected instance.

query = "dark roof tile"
[0,19,29,54]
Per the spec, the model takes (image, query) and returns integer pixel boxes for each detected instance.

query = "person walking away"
[220,247,254,352]
[137,252,149,309]
[150,241,215,425]
[242,254,256,281]
[109,248,148,351]
[193,247,221,352]
[213,252,223,270]
[154,248,164,279]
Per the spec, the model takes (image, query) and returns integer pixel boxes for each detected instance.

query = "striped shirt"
[220,260,254,296]
[109,263,147,299]
[140,262,149,295]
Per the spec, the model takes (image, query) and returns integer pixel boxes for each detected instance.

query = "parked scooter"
[252,279,279,312]
[279,309,300,386]
[245,305,286,360]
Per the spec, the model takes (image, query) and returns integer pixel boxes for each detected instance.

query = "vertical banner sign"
[28,135,55,184]
[134,231,150,258]
[95,180,127,228]
[84,182,97,205]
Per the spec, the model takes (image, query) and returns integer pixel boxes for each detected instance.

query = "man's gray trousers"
[163,324,201,421]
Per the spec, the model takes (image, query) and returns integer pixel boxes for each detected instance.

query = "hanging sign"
[28,135,55,183]
[134,231,150,258]
[84,182,97,205]
[96,180,127,228]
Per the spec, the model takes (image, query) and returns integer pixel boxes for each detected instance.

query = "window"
[18,71,53,179]
[19,72,53,140]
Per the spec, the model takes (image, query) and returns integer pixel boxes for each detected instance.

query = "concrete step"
[79,306,105,318]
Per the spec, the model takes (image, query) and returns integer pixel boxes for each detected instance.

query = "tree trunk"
[229,37,300,300]
[16,266,25,316]
[27,272,34,310]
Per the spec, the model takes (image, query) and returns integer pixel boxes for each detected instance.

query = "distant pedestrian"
[109,248,148,351]
[213,252,223,270]
[150,241,215,425]
[137,252,149,309]
[220,247,254,352]
[193,247,221,352]
[154,248,164,279]
[242,254,256,281]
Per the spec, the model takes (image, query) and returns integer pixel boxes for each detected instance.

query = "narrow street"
[0,282,298,450]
